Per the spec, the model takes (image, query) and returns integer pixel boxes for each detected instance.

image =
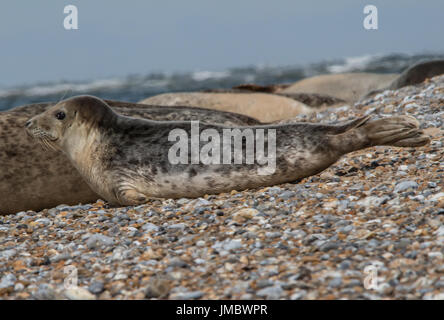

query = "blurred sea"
[1,52,443,111]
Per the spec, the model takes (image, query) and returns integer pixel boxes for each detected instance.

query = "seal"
[274,60,444,102]
[364,59,444,97]
[27,95,430,206]
[278,73,399,103]
[203,87,346,108]
[389,59,444,90]
[139,92,313,122]
[0,100,260,215]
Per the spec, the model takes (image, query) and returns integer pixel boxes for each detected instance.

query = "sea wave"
[1,52,443,111]
[327,54,378,73]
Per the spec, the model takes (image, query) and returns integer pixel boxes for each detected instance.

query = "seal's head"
[25,95,115,151]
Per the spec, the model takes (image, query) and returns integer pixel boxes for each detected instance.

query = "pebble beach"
[0,75,443,300]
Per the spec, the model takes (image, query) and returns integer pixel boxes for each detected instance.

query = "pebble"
[328,277,343,288]
[256,285,284,299]
[142,223,159,232]
[290,290,307,300]
[88,281,105,294]
[170,290,204,300]
[394,181,418,193]
[0,274,16,289]
[86,234,114,249]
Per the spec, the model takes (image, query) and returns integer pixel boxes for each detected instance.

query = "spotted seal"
[26,95,430,206]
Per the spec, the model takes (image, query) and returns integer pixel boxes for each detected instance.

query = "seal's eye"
[55,111,66,120]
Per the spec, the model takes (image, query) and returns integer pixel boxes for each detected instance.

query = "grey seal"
[26,95,430,206]
[0,100,260,214]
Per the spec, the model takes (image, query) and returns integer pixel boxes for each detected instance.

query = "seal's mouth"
[26,128,58,150]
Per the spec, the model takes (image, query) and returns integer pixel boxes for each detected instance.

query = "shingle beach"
[0,75,443,300]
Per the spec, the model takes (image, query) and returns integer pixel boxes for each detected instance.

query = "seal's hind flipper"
[328,115,430,154]
[362,115,430,147]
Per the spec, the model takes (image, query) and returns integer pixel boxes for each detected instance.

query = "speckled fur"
[0,100,260,215]
[27,96,430,206]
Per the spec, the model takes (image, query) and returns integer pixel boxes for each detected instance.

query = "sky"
[0,0,443,87]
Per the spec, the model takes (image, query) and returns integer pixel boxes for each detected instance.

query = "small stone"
[142,223,159,232]
[14,283,24,291]
[320,241,340,252]
[358,196,389,207]
[113,273,128,280]
[88,281,104,294]
[328,277,343,288]
[427,192,444,202]
[213,239,243,251]
[290,290,307,300]
[168,223,187,231]
[224,239,243,251]
[256,279,274,289]
[233,208,259,219]
[196,240,205,247]
[0,249,16,260]
[265,231,282,239]
[145,278,170,299]
[394,181,418,193]
[428,252,443,259]
[86,234,114,249]
[50,252,71,263]
[435,226,444,237]
[279,191,296,200]
[0,274,16,289]
[339,260,351,270]
[256,285,283,299]
[428,182,437,188]
[35,218,51,226]
[169,258,189,268]
[171,290,204,300]
[33,284,57,300]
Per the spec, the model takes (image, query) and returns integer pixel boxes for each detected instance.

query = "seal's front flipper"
[115,188,148,206]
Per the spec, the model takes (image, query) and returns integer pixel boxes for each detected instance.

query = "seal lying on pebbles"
[139,92,313,122]
[27,95,430,206]
[277,73,399,103]
[365,59,444,97]
[0,101,260,215]
[203,87,346,108]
